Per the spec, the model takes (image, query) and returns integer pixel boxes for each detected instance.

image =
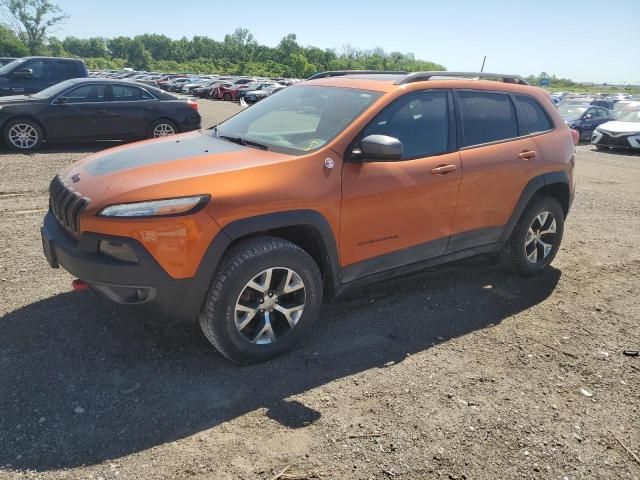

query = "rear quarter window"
[457,91,519,147]
[514,95,554,134]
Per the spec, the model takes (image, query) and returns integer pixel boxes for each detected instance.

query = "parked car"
[244,84,286,104]
[0,57,17,67]
[167,78,194,92]
[0,78,200,151]
[211,82,235,100]
[590,99,616,111]
[41,70,575,363]
[236,82,275,101]
[557,104,614,141]
[0,57,88,96]
[591,109,640,151]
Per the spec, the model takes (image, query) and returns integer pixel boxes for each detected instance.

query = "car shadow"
[0,255,561,471]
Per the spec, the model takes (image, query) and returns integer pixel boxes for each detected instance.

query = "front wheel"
[223,92,232,101]
[199,236,323,363]
[3,118,44,152]
[500,196,565,276]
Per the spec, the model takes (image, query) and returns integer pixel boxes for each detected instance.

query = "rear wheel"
[199,236,323,364]
[3,118,44,152]
[500,196,564,276]
[149,119,178,138]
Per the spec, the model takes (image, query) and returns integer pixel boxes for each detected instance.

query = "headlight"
[98,195,209,218]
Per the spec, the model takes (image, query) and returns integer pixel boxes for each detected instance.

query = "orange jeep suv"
[41,71,576,363]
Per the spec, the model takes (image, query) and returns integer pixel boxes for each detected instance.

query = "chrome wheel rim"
[234,267,306,345]
[9,123,38,149]
[153,123,175,137]
[525,211,557,263]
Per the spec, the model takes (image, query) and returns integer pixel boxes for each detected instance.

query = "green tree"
[126,39,152,70]
[0,22,27,55]
[0,0,68,53]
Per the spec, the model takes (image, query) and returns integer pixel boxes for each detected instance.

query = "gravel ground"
[0,99,639,480]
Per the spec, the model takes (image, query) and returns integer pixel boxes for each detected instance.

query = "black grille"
[599,133,631,147]
[49,175,89,237]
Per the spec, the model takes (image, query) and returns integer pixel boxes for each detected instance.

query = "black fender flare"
[500,170,571,242]
[181,209,341,321]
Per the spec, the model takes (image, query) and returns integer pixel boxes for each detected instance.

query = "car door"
[38,83,109,140]
[449,90,539,251]
[6,59,47,95]
[340,90,461,280]
[101,84,158,138]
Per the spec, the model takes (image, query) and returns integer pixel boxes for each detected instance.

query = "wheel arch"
[181,210,341,323]
[501,171,572,242]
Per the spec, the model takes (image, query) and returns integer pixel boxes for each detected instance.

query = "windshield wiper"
[217,134,269,150]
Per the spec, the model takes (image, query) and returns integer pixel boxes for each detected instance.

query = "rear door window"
[111,85,154,101]
[514,95,553,134]
[457,91,519,147]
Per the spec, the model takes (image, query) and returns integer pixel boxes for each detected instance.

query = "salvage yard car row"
[90,68,298,104]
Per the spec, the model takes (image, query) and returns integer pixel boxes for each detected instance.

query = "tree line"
[0,1,445,77]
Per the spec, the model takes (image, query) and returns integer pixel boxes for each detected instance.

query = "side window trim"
[347,88,456,162]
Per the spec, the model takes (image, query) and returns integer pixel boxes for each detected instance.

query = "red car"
[214,83,256,101]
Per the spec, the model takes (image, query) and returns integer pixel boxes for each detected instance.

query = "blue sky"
[53,0,639,84]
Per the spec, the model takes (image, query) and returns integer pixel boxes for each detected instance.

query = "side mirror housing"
[583,114,592,120]
[353,134,403,161]
[12,68,33,79]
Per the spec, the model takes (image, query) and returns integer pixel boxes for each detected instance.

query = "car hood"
[0,94,34,105]
[59,130,292,211]
[597,121,640,134]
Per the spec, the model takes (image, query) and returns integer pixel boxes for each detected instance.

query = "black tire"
[199,236,323,364]
[148,119,178,139]
[500,195,565,276]
[223,92,232,101]
[3,118,44,152]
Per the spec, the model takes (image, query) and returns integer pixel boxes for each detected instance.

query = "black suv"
[0,57,88,96]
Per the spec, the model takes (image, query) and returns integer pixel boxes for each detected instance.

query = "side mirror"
[12,68,33,79]
[583,114,592,120]
[353,134,403,161]
[54,97,70,105]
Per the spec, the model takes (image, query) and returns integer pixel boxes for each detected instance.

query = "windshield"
[30,79,79,99]
[558,105,587,120]
[0,58,25,75]
[216,85,382,155]
[617,110,640,123]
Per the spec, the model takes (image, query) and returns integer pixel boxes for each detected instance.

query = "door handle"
[431,164,457,175]
[518,150,537,160]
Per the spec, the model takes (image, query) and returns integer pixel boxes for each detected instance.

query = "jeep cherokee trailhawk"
[41,71,576,363]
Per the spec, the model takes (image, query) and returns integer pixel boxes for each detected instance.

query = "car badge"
[71,174,81,183]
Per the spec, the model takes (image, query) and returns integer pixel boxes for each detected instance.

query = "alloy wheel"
[8,123,39,149]
[525,211,557,263]
[234,267,306,345]
[153,123,176,137]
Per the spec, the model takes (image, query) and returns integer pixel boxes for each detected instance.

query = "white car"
[591,110,640,150]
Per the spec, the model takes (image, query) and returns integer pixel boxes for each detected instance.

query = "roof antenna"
[480,56,487,72]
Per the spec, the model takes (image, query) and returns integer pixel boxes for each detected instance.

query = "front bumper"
[591,130,640,149]
[41,211,200,323]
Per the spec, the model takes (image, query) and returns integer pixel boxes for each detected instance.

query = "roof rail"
[396,71,529,86]
[307,70,408,80]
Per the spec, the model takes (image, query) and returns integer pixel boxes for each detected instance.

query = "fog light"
[99,240,138,263]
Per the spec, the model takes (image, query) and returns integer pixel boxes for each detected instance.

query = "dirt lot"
[0,99,639,480]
